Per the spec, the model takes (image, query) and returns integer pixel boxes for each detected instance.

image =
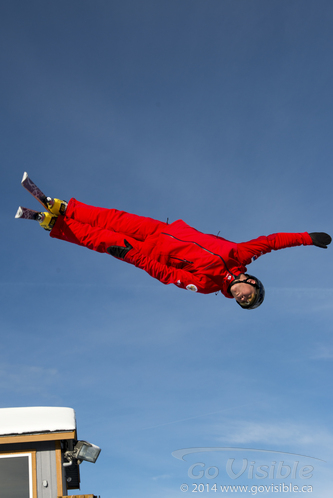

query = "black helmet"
[229,274,265,310]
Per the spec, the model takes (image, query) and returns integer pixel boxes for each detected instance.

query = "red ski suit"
[50,199,313,298]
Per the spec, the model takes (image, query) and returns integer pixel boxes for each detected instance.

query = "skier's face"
[230,280,257,305]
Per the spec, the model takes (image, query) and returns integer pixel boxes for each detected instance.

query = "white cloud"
[151,474,172,481]
[310,345,333,360]
[0,362,59,395]
[214,420,333,452]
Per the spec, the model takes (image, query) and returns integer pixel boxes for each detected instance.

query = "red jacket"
[124,219,313,297]
[51,199,313,297]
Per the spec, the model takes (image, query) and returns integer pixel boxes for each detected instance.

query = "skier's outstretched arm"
[236,231,331,265]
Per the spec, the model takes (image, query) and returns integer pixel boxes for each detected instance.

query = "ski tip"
[15,206,23,218]
[21,172,28,183]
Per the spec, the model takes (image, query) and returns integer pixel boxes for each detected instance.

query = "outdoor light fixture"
[64,440,101,465]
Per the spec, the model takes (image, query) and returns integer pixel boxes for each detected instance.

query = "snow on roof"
[0,407,76,436]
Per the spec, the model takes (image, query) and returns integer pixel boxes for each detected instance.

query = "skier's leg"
[50,215,138,254]
[65,198,167,241]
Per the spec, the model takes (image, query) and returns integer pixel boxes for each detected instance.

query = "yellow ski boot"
[45,197,68,216]
[38,212,58,231]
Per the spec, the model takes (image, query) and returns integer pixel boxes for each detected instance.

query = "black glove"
[107,239,133,259]
[309,232,332,249]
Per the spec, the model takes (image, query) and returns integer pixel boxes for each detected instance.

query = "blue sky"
[1,0,333,496]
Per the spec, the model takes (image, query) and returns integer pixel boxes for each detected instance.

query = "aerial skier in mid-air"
[16,173,331,310]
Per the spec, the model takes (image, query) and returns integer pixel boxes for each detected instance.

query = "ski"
[21,172,50,211]
[15,206,57,230]
[15,206,42,221]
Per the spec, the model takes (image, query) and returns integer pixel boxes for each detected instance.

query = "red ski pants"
[50,198,167,254]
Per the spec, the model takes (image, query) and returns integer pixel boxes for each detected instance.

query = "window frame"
[0,450,37,498]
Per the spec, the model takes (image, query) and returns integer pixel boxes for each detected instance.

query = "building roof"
[0,407,76,436]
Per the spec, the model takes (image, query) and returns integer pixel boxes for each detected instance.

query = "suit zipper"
[161,232,237,277]
[169,256,194,264]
